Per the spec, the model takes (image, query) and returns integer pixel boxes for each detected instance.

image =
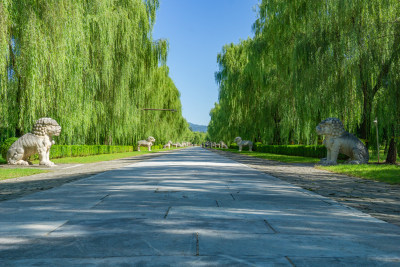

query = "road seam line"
[264,219,277,233]
[164,206,171,219]
[196,232,200,256]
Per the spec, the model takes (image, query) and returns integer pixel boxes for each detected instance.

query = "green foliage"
[151,144,163,150]
[228,150,321,164]
[209,0,400,149]
[189,131,207,145]
[318,165,400,185]
[228,144,348,159]
[48,145,133,159]
[49,151,149,164]
[0,169,49,181]
[0,137,18,159]
[255,145,326,158]
[0,0,190,145]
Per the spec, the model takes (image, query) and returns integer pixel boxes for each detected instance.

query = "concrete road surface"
[1,147,399,266]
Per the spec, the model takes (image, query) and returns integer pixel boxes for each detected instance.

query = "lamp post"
[373,118,379,163]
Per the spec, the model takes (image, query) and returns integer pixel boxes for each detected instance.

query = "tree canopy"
[0,0,191,145]
[209,0,400,148]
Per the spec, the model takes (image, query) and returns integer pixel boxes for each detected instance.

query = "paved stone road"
[1,147,400,266]
[0,151,172,202]
[211,149,400,227]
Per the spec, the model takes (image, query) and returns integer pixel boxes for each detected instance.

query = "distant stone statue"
[219,141,228,149]
[137,136,156,151]
[202,141,211,148]
[172,142,181,148]
[234,137,253,152]
[163,140,172,149]
[316,118,369,165]
[7,117,61,166]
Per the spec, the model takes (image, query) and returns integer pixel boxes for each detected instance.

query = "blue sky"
[153,0,259,126]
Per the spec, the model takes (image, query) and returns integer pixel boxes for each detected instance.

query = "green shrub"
[0,137,19,159]
[1,141,134,161]
[153,144,163,150]
[229,144,239,150]
[229,143,348,160]
[49,145,133,159]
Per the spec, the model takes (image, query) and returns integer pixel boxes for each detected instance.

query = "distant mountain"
[189,122,208,133]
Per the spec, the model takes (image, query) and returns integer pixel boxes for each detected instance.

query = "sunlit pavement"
[0,147,399,266]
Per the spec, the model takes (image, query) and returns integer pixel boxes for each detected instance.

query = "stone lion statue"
[172,142,181,148]
[316,118,369,165]
[219,141,228,149]
[163,140,172,149]
[7,117,61,166]
[234,137,253,152]
[137,136,155,151]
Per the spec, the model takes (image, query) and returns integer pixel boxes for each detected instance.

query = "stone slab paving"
[0,147,399,266]
[0,151,176,202]
[211,149,400,227]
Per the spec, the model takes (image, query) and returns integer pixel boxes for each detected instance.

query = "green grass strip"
[216,148,399,184]
[221,149,320,164]
[317,164,400,185]
[0,148,182,181]
[50,150,164,164]
[22,147,181,164]
[0,169,50,181]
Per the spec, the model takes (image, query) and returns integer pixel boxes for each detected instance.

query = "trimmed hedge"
[152,144,163,150]
[0,139,171,161]
[229,143,348,160]
[0,137,19,159]
[49,145,135,159]
[0,139,135,160]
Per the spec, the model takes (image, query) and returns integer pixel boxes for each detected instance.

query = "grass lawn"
[225,149,321,164]
[0,169,50,181]
[0,147,181,180]
[215,148,400,185]
[369,150,400,163]
[317,164,400,185]
[43,148,178,164]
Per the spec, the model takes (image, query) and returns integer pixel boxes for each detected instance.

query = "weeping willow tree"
[209,0,400,150]
[0,0,190,145]
[0,1,11,139]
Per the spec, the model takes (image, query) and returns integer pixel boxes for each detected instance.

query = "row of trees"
[0,0,191,145]
[208,0,400,152]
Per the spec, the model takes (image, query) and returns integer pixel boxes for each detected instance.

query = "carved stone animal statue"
[163,140,172,149]
[137,136,156,151]
[219,141,228,149]
[234,137,253,152]
[316,118,369,165]
[172,142,178,148]
[7,117,61,166]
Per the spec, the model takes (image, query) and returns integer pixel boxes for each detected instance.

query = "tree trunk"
[359,83,372,149]
[385,137,397,164]
[273,109,281,145]
[383,139,388,155]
